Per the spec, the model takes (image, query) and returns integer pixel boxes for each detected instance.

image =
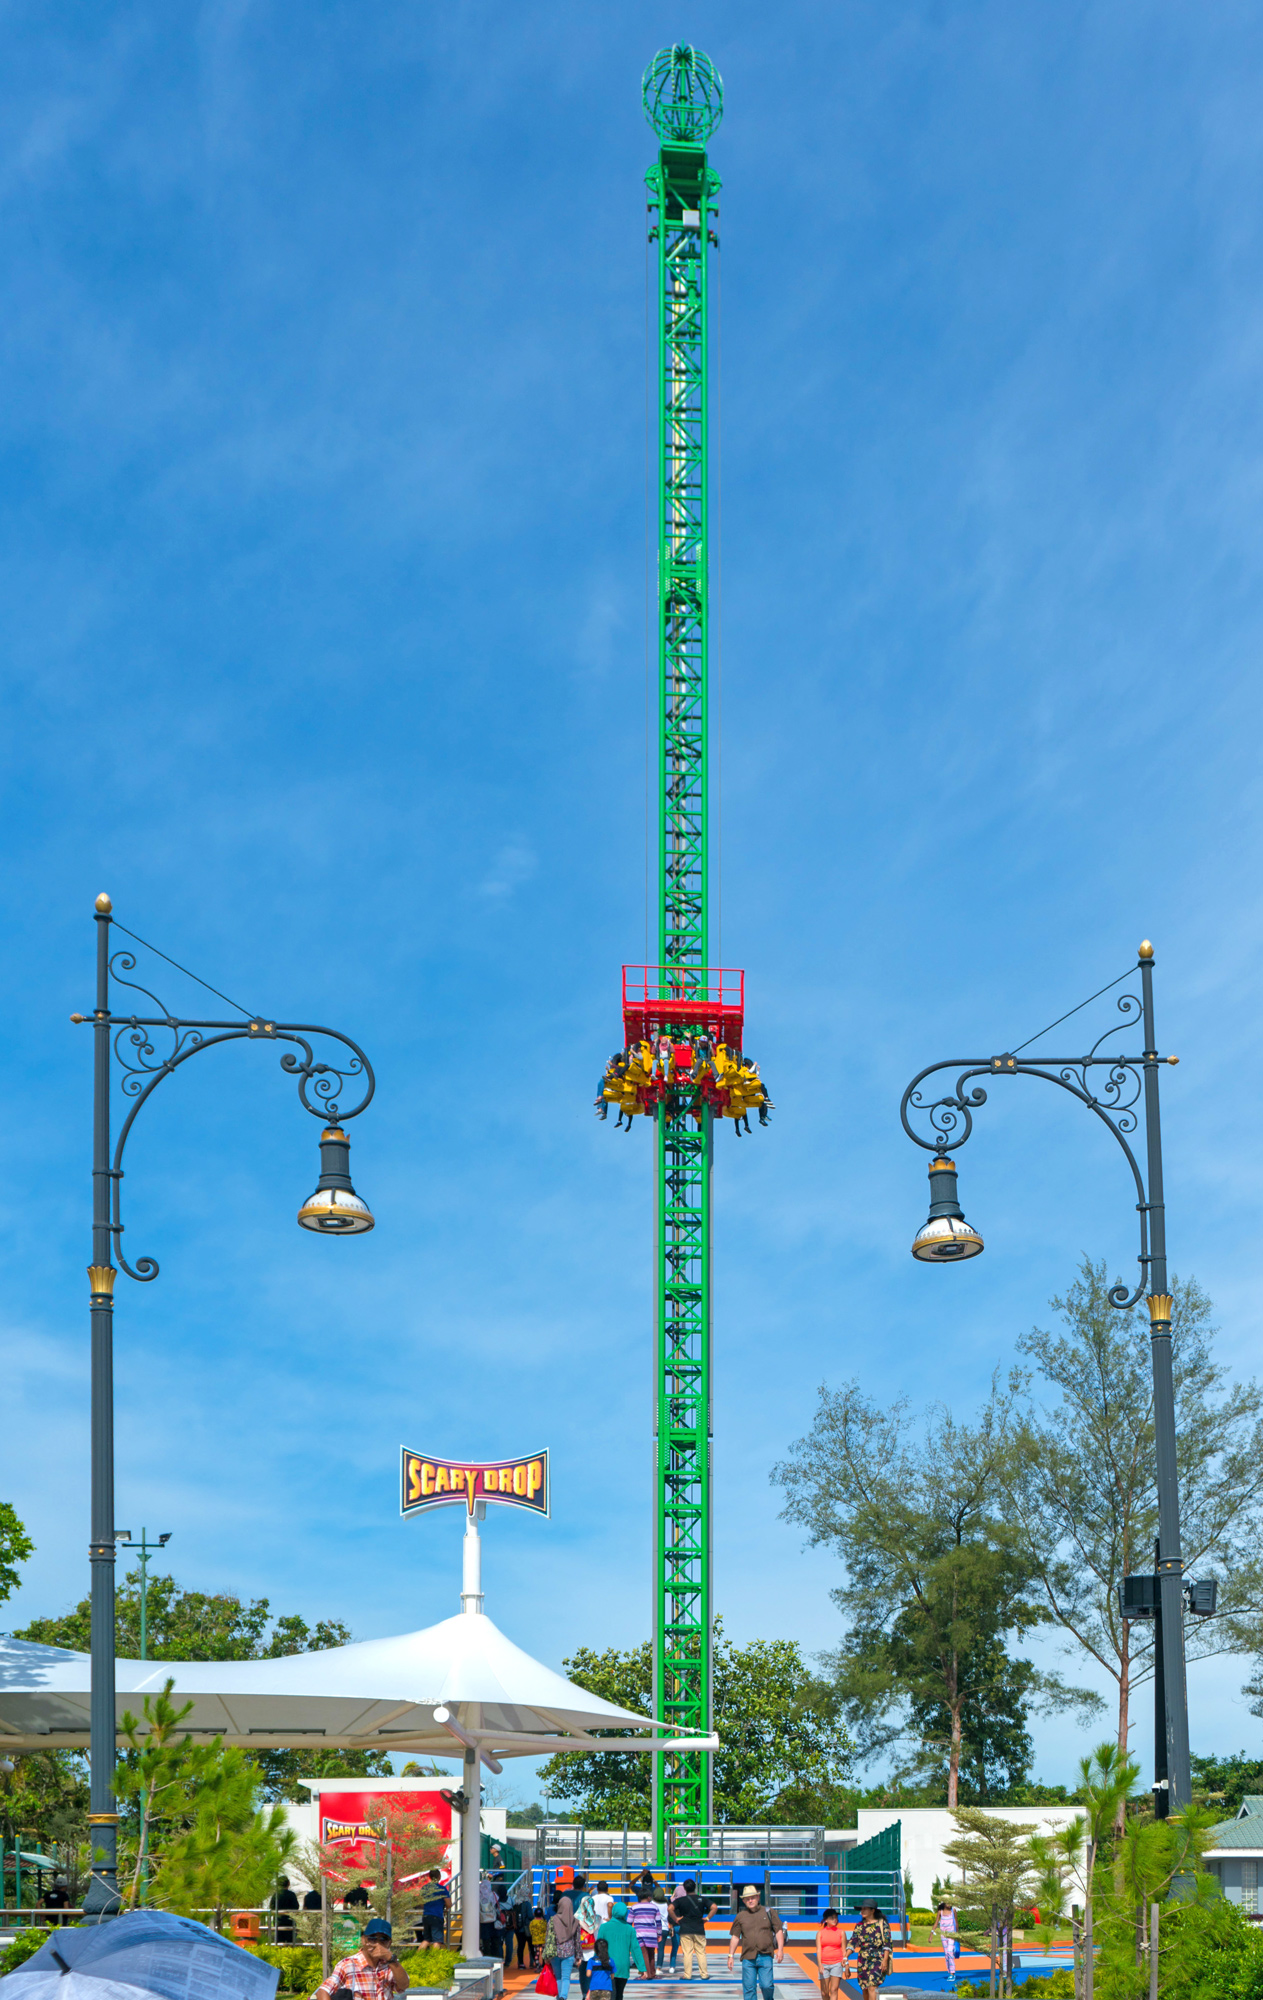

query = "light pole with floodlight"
[74,894,376,1912]
[899,940,1196,1813]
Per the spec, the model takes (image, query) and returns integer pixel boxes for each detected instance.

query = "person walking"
[417,1869,450,1950]
[479,1876,504,1959]
[596,1900,646,2000]
[588,1939,616,1999]
[593,1883,615,1930]
[935,1900,958,1989]
[661,1891,679,1977]
[726,1886,786,2000]
[312,1918,408,2000]
[510,1884,533,1970]
[814,1909,846,2000]
[549,1888,583,2000]
[273,1875,300,1945]
[575,1876,597,1997]
[846,1901,891,2000]
[630,1886,664,1978]
[530,1908,548,1969]
[670,1880,717,1982]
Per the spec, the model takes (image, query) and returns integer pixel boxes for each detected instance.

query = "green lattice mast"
[644,44,723,1859]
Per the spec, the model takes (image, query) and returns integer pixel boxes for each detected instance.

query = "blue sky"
[4,0,1263,1798]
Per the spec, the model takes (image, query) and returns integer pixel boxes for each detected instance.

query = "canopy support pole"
[461,1743,481,1958]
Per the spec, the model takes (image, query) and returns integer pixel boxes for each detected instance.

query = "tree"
[942,1808,1038,2000]
[301,1801,448,1936]
[1065,1742,1139,2000]
[114,1680,208,1910]
[16,1570,350,1662]
[114,1677,295,1927]
[533,1639,653,1828]
[1190,1751,1263,1817]
[998,1261,1263,1759]
[154,1747,295,1928]
[772,1385,1100,1806]
[1026,1821,1083,1926]
[0,1750,90,1898]
[908,1639,1038,1802]
[0,1501,33,1604]
[534,1623,852,1826]
[17,1572,391,1802]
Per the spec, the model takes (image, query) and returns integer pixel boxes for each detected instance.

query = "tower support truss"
[647,132,720,1858]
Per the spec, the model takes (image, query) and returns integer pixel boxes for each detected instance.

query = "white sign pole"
[461,1505,485,1615]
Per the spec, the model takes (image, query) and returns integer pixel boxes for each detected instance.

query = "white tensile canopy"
[0,1534,720,1927]
[0,1609,706,1761]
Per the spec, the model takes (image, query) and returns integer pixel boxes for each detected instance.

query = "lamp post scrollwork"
[74,894,377,1913]
[899,941,1192,1815]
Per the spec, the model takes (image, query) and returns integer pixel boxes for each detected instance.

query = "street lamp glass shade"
[297,1126,375,1235]
[911,1155,983,1262]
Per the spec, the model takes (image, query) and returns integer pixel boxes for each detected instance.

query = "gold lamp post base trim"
[88,1812,120,1825]
[87,1265,117,1297]
[1148,1293,1173,1324]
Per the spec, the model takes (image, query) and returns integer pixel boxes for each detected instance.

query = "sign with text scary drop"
[400,1446,549,1519]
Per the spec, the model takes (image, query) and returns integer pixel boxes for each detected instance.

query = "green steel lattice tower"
[642,44,724,1860]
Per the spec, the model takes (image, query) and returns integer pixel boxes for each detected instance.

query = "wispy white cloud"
[478,836,537,900]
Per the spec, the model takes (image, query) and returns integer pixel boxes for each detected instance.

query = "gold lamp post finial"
[95,893,113,914]
[1138,939,1154,960]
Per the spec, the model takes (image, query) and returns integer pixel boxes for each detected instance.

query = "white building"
[1203,1797,1263,1914]
[848,1806,1084,1908]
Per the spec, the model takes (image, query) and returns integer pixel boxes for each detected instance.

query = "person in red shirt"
[815,1908,846,2000]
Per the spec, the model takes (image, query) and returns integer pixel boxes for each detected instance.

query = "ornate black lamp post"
[899,940,1194,1813]
[74,894,376,1913]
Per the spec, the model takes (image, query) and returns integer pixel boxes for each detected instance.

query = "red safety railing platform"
[622,966,745,1052]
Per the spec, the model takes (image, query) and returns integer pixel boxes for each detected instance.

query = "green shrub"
[1147,1897,1263,2000]
[957,1977,1073,1999]
[398,1947,462,1988]
[1,1929,54,1976]
[248,1945,323,1993]
[239,1939,463,1995]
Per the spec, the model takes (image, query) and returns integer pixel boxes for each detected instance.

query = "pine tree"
[113,1676,294,1926]
[942,1809,1037,2000]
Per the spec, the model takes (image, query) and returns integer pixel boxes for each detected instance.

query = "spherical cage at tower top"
[642,44,723,144]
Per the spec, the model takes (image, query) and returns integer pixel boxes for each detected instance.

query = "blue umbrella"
[3,1911,279,2000]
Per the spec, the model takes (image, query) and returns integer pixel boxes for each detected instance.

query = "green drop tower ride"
[597,46,771,1864]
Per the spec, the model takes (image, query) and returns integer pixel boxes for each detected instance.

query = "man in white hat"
[726,1886,785,2000]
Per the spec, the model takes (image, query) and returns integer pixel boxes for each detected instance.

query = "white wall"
[855,1807,1083,1909]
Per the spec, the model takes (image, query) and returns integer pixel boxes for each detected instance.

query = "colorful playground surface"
[501,1932,1078,1995]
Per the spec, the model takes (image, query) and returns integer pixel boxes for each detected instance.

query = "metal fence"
[669,1827,826,1867]
[533,1824,827,1871]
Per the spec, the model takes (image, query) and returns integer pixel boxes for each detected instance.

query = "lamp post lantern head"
[911,1155,984,1262]
[297,1126,375,1235]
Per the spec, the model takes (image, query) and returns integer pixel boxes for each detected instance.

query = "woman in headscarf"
[549,1888,584,2000]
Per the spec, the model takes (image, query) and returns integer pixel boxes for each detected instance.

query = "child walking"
[815,1908,846,2000]
[530,1908,548,1970]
